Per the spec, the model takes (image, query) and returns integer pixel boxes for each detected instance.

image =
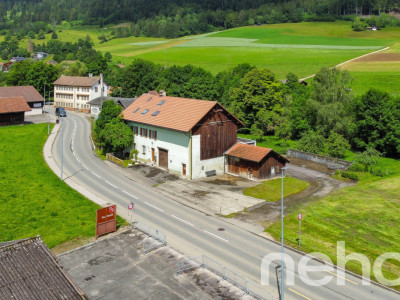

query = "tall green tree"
[100,117,133,154]
[309,67,354,138]
[230,68,284,133]
[94,100,123,137]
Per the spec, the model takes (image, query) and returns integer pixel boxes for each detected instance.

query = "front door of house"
[158,148,168,169]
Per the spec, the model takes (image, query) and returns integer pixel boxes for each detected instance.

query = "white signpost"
[297,213,302,247]
[128,202,134,224]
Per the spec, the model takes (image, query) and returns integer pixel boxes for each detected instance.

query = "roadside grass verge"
[265,175,400,289]
[243,177,309,202]
[0,124,126,248]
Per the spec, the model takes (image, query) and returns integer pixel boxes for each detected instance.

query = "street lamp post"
[281,166,288,300]
[60,115,64,181]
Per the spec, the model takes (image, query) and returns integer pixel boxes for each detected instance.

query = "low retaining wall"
[106,153,124,167]
[286,149,352,170]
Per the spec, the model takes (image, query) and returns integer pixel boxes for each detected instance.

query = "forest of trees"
[1,0,399,39]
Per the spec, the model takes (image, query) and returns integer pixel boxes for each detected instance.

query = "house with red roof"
[0,86,44,115]
[123,92,244,179]
[122,92,289,179]
[0,97,31,126]
[225,143,289,180]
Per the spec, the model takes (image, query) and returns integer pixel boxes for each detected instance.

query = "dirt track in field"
[352,53,400,62]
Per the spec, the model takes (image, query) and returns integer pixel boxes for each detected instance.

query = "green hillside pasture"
[135,46,371,78]
[211,22,400,44]
[340,61,400,96]
[0,124,124,248]
[266,175,400,288]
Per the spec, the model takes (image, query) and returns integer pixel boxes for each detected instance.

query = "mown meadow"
[0,124,125,248]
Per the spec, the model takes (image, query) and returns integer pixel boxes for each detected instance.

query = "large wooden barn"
[0,97,31,126]
[123,92,244,179]
[225,143,289,180]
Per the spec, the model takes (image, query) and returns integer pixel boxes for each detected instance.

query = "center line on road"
[325,270,359,285]
[289,288,312,300]
[105,181,117,189]
[171,215,195,227]
[123,190,138,199]
[82,164,88,170]
[145,202,164,212]
[203,230,229,243]
[91,172,101,179]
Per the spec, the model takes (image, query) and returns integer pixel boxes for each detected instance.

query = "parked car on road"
[56,107,67,117]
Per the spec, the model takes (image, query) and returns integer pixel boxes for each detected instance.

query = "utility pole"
[281,166,288,300]
[60,115,64,181]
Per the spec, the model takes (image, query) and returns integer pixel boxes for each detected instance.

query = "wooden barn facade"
[225,143,289,180]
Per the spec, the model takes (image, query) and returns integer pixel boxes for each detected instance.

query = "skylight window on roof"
[141,109,149,115]
[134,108,140,113]
[157,100,165,106]
[147,97,152,102]
[152,111,160,116]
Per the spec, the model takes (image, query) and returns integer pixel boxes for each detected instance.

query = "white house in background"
[53,75,109,111]
[122,92,244,179]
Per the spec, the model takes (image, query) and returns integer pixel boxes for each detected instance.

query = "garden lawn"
[243,177,309,202]
[266,175,400,288]
[0,124,125,248]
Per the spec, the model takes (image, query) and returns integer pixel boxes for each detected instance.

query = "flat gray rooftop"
[58,228,253,300]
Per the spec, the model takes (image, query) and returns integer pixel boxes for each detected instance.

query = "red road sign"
[128,202,134,210]
[297,213,303,220]
[109,206,114,213]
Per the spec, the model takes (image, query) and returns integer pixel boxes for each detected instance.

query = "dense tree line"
[2,53,400,159]
[1,0,399,39]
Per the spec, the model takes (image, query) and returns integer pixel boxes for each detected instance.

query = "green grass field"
[266,175,400,287]
[243,177,309,201]
[0,124,125,248]
[237,134,299,155]
[340,61,400,96]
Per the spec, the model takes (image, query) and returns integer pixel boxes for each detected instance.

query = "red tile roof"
[0,97,31,113]
[0,86,44,103]
[225,143,288,163]
[122,93,243,132]
[53,75,100,87]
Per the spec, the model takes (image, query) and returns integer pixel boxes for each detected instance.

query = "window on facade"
[95,87,98,92]
[142,145,146,155]
[140,128,147,137]
[132,126,138,135]
[149,130,157,140]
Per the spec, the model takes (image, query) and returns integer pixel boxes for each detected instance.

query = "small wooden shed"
[225,143,289,180]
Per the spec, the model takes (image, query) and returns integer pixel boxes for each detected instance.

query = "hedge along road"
[51,111,400,300]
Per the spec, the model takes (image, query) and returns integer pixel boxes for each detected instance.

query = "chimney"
[89,73,93,77]
[160,90,166,97]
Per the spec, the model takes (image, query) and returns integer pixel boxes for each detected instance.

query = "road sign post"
[297,213,302,247]
[128,202,134,224]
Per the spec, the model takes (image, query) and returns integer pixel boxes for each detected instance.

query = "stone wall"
[286,149,352,170]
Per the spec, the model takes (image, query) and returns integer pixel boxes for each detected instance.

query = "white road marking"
[91,172,101,179]
[203,230,229,243]
[123,191,138,199]
[171,215,195,227]
[105,181,117,189]
[145,202,164,212]
[82,164,88,170]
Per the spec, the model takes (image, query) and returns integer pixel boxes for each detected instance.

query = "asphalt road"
[52,111,400,300]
